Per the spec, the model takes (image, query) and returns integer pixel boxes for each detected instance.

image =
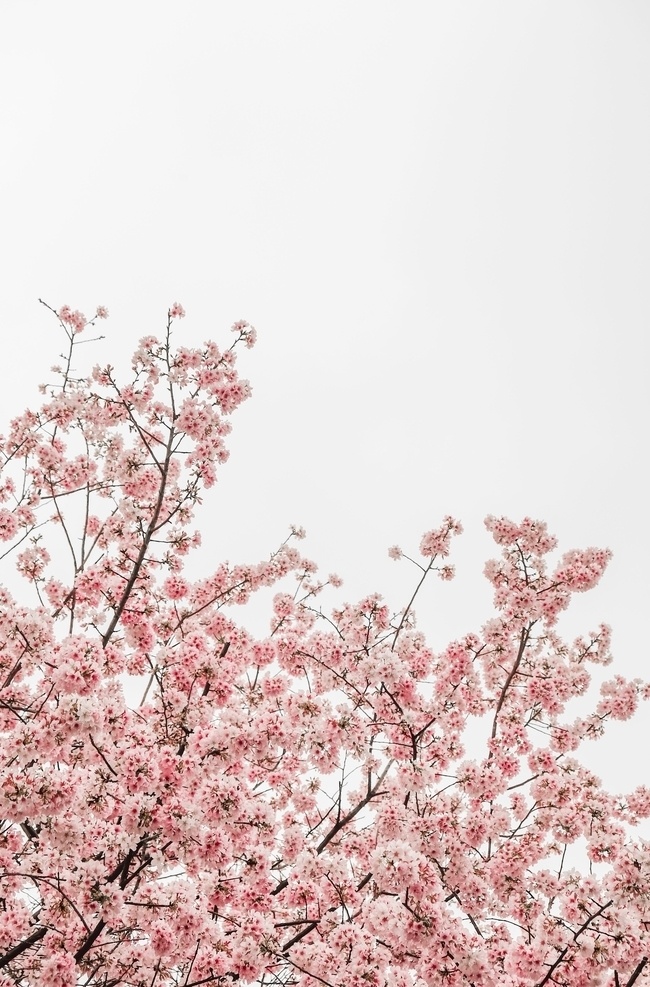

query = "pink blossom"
[58,304,87,333]
[419,515,463,558]
[39,951,76,986]
[0,508,18,541]
[163,574,189,599]
[231,318,257,347]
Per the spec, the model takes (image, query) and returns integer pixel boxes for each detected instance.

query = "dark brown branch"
[535,899,613,987]
[88,733,118,775]
[73,918,106,964]
[280,872,373,951]
[491,624,531,740]
[102,425,177,647]
[625,957,648,987]
[271,762,391,899]
[0,926,47,969]
[315,760,392,855]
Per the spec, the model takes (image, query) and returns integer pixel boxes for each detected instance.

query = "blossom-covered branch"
[0,303,648,986]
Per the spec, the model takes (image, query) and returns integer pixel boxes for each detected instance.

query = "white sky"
[1,2,649,795]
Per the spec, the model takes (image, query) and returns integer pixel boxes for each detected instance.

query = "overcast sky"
[1,1,649,796]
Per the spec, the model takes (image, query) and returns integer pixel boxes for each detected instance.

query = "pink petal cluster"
[58,304,87,334]
[0,303,647,987]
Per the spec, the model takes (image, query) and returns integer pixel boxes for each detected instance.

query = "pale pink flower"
[163,575,189,599]
[0,509,18,541]
[58,304,87,333]
[39,951,76,986]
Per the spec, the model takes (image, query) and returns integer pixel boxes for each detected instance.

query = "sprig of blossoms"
[58,305,87,333]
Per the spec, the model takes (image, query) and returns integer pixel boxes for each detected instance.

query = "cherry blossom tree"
[0,302,649,987]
